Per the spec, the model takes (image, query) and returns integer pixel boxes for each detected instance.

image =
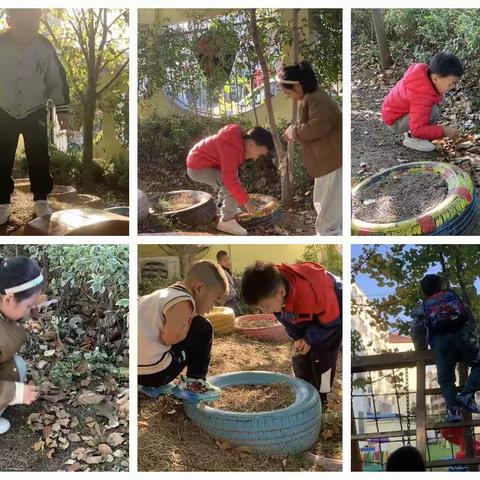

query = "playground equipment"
[352,162,477,236]
[183,371,321,456]
[235,314,290,343]
[441,427,480,460]
[205,306,236,335]
[351,349,480,471]
[22,209,129,236]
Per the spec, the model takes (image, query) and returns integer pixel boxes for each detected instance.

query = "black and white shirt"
[0,30,69,119]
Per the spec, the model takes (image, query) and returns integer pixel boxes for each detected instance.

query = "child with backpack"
[241,261,342,407]
[415,274,480,422]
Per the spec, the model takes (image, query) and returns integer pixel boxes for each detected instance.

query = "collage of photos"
[2,3,480,478]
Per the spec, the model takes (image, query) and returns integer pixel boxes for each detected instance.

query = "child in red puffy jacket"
[382,52,463,152]
[186,124,273,236]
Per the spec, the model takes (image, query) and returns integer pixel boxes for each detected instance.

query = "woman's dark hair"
[386,446,426,471]
[429,52,464,78]
[279,61,318,94]
[244,127,274,151]
[0,256,43,301]
[241,261,283,305]
[420,274,442,297]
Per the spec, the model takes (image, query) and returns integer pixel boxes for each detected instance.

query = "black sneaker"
[457,392,480,414]
[445,407,462,423]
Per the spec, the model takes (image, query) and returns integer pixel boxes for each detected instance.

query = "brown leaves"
[78,391,106,406]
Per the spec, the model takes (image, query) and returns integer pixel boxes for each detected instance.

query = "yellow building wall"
[138,9,310,124]
[138,244,320,275]
[94,111,127,159]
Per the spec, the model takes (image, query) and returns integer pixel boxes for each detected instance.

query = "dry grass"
[211,383,295,413]
[138,334,342,472]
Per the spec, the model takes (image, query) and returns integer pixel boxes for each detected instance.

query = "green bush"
[14,147,83,186]
[138,112,253,167]
[95,152,129,193]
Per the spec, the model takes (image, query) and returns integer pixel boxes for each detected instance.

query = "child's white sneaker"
[403,133,436,152]
[33,200,52,217]
[0,204,11,225]
[0,417,11,434]
[217,218,247,236]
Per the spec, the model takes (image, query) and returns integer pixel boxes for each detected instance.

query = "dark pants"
[292,326,342,407]
[0,108,53,203]
[138,315,213,387]
[431,325,480,410]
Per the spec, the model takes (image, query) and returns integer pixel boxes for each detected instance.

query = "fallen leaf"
[86,455,103,465]
[78,392,105,406]
[106,432,124,447]
[68,433,82,442]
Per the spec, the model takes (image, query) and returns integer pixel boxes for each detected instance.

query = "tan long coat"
[293,88,342,178]
[0,313,26,410]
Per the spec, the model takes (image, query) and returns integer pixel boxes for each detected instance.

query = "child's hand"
[283,125,294,142]
[294,338,311,355]
[56,112,69,131]
[23,384,40,405]
[444,126,460,139]
[243,201,256,214]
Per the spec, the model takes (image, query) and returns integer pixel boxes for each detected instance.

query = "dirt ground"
[138,333,342,472]
[139,155,317,236]
[1,188,128,236]
[351,47,480,232]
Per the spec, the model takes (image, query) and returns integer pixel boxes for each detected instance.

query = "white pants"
[314,167,342,236]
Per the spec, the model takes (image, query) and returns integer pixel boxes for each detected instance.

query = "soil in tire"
[353,172,448,223]
[210,383,295,413]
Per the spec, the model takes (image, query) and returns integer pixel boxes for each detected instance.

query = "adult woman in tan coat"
[0,256,43,434]
[279,62,342,235]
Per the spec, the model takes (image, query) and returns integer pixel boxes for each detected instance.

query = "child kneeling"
[138,260,228,397]
[382,52,463,153]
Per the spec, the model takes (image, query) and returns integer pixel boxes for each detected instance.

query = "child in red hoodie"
[382,52,463,152]
[241,261,342,408]
[187,124,273,236]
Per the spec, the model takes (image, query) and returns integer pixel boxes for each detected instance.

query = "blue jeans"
[431,325,480,409]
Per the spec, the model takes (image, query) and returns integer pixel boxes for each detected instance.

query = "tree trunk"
[371,9,393,70]
[286,9,300,200]
[249,9,294,207]
[82,93,96,191]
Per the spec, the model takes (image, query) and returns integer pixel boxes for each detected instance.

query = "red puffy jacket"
[186,124,249,205]
[381,63,444,140]
[277,262,340,325]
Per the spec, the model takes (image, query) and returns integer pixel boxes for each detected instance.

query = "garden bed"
[352,172,448,223]
[210,383,294,413]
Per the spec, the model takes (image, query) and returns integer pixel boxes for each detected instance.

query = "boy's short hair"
[386,446,426,471]
[420,274,442,297]
[186,260,228,294]
[6,9,42,20]
[216,250,229,262]
[429,52,464,78]
[245,127,274,151]
[241,261,283,305]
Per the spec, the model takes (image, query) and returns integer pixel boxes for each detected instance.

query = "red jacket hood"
[382,63,444,140]
[186,124,249,205]
[277,262,340,325]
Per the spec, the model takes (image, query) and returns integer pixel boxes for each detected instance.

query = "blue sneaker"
[457,392,480,414]
[445,408,462,423]
[138,383,174,399]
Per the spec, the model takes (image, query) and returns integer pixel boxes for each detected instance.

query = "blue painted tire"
[183,371,321,456]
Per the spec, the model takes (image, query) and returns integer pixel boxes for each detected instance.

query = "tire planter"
[76,194,101,208]
[205,306,235,335]
[352,161,477,236]
[237,194,282,228]
[48,185,78,203]
[235,314,290,343]
[152,190,217,227]
[103,206,129,217]
[183,371,321,456]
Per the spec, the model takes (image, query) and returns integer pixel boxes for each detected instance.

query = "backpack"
[423,289,467,335]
